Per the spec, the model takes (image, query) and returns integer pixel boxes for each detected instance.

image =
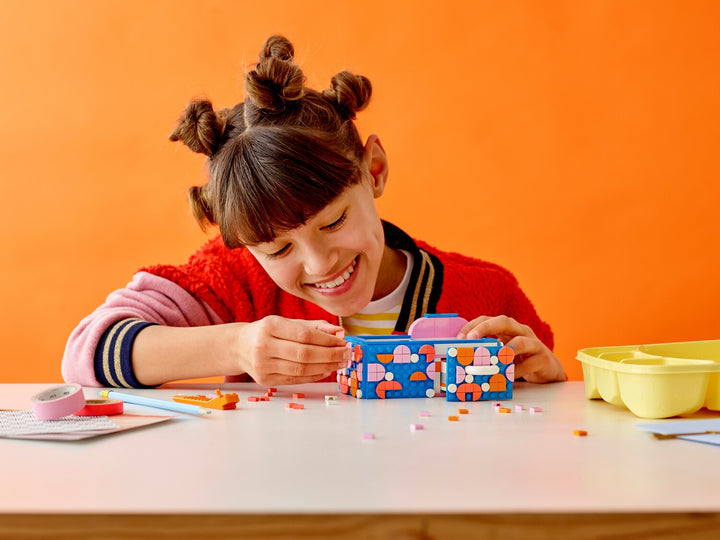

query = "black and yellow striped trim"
[383,222,444,333]
[94,318,157,388]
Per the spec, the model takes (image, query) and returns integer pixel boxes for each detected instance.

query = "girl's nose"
[302,242,339,278]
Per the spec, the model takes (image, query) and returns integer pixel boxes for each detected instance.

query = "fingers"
[457,316,491,339]
[243,316,349,385]
[513,354,544,382]
[252,354,344,385]
[262,318,348,367]
[504,335,542,358]
[310,319,346,338]
[457,315,565,383]
[459,315,536,342]
[264,339,348,371]
[505,335,542,380]
[266,317,347,348]
[253,369,341,386]
[503,335,543,380]
[506,335,566,383]
[253,371,335,386]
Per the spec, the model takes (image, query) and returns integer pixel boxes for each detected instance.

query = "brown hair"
[169,35,372,248]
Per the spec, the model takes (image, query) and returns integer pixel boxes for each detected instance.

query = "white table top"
[1,382,719,515]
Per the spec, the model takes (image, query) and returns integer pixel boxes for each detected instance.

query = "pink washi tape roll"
[31,384,86,420]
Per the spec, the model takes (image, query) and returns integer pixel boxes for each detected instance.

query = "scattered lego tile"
[292,393,305,399]
[362,432,375,440]
[498,407,511,413]
[448,416,460,421]
[529,407,543,413]
[573,430,588,437]
[418,411,431,417]
[286,402,304,410]
[410,424,424,431]
[247,397,259,402]
[268,387,278,392]
[259,396,270,401]
[458,408,469,414]
[325,395,337,401]
[514,405,525,411]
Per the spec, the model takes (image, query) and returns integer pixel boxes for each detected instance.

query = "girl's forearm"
[132,323,245,386]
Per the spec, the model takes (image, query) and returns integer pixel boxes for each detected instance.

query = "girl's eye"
[267,243,291,259]
[323,211,347,231]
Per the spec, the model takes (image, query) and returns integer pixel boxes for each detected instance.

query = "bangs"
[213,127,363,247]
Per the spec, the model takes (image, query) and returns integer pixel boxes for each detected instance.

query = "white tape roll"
[31,384,86,420]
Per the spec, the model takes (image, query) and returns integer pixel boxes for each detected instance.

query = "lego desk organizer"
[339,314,515,401]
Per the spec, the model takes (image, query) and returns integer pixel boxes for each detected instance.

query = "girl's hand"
[233,316,349,385]
[457,315,566,383]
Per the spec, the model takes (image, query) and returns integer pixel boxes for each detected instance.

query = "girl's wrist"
[216,322,250,377]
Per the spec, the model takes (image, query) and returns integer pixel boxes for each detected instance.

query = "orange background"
[1,0,718,383]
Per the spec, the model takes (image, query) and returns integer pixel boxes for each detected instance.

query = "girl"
[62,36,565,388]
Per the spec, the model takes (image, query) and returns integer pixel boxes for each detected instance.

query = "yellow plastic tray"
[577,340,720,418]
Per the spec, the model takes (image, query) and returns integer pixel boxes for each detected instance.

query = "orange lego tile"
[286,402,304,410]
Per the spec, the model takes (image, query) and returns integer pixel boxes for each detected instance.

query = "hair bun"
[245,35,305,113]
[169,99,224,156]
[259,35,294,62]
[323,71,372,120]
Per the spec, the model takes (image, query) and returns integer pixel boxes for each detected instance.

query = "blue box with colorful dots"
[338,314,515,401]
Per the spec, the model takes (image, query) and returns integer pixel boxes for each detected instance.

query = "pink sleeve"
[61,271,227,386]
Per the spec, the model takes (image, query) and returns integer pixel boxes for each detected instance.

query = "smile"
[311,258,357,289]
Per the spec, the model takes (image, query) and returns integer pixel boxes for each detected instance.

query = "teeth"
[315,259,355,289]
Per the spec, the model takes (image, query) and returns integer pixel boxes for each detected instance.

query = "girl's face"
[247,178,402,317]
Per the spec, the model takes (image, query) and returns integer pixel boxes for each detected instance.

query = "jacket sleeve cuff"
[93,318,157,388]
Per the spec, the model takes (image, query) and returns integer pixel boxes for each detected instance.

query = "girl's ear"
[363,134,389,198]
